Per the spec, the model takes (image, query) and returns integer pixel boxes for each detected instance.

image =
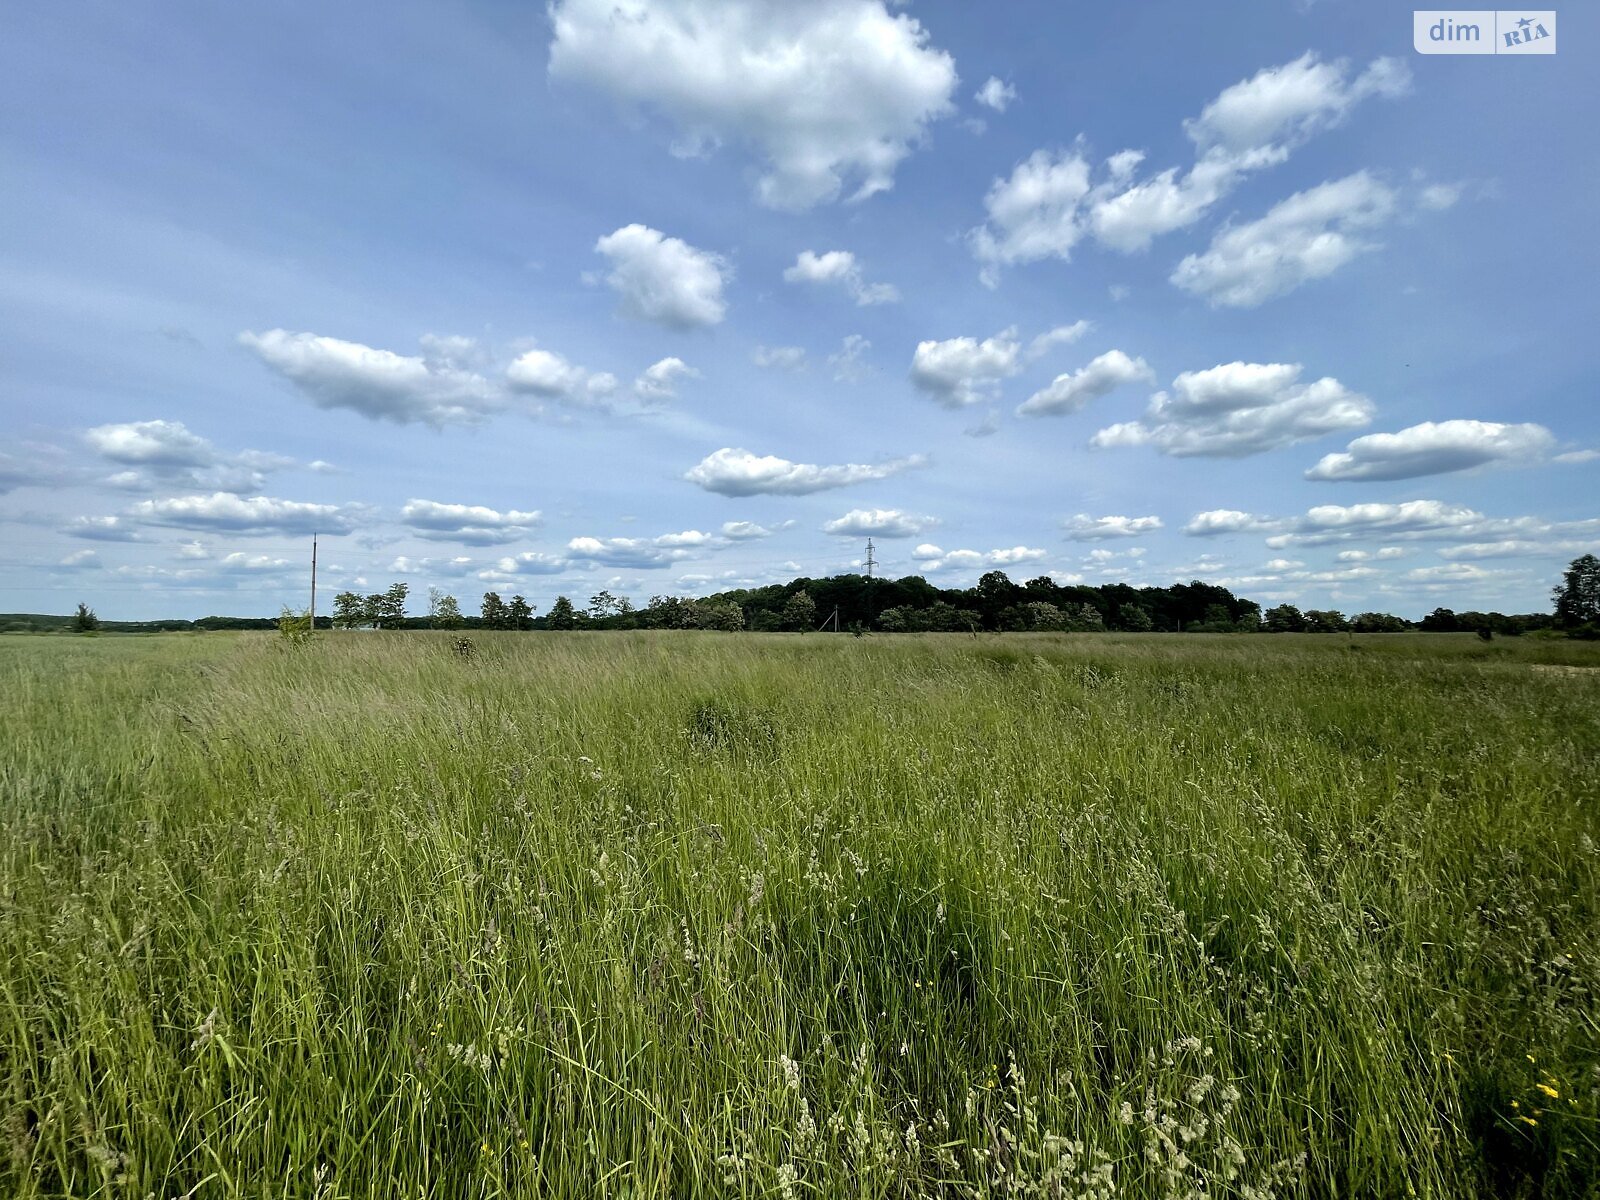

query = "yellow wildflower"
[1537,1083,1560,1100]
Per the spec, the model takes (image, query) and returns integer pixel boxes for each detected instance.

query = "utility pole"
[864,537,877,629]
[310,533,318,633]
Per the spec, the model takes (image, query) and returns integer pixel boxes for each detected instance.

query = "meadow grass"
[1,630,1597,1198]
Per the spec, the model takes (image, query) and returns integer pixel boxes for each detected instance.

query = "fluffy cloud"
[479,552,570,579]
[1437,538,1600,561]
[126,493,360,535]
[241,330,502,427]
[1085,151,1245,254]
[84,419,292,494]
[1306,420,1556,481]
[1027,321,1092,359]
[215,552,295,574]
[399,499,542,545]
[634,357,700,400]
[548,0,958,209]
[1213,501,1600,553]
[753,345,806,371]
[506,348,617,404]
[910,328,1022,407]
[1092,361,1372,457]
[1294,500,1491,541]
[567,530,719,568]
[821,508,937,538]
[912,544,1047,572]
[594,224,729,329]
[1061,514,1164,541]
[685,447,925,496]
[64,515,142,541]
[969,151,1094,284]
[86,419,213,468]
[1184,510,1279,537]
[720,520,780,540]
[1170,172,1398,307]
[974,77,1016,113]
[1016,350,1154,417]
[389,555,477,577]
[783,250,899,305]
[1185,53,1410,157]
[970,54,1407,280]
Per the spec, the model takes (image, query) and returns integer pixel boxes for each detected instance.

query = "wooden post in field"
[310,533,318,634]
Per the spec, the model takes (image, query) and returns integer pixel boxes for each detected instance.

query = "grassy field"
[2,631,1598,1198]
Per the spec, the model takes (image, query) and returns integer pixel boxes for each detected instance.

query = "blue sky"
[3,0,1595,621]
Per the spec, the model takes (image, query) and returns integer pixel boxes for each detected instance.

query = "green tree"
[1263,604,1306,633]
[1352,611,1408,633]
[875,606,908,632]
[277,606,312,645]
[1065,602,1105,632]
[332,591,366,630]
[369,582,408,629]
[73,602,99,633]
[1420,608,1460,633]
[1303,609,1350,634]
[781,589,817,632]
[508,595,535,631]
[588,590,622,621]
[1553,553,1600,627]
[700,601,745,631]
[1023,601,1067,631]
[481,591,508,630]
[547,595,578,630]
[1116,604,1154,632]
[432,594,464,630]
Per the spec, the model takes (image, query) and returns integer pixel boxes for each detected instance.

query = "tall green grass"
[2,631,1597,1197]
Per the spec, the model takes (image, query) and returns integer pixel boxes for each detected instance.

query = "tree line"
[37,553,1597,638]
[316,566,1570,636]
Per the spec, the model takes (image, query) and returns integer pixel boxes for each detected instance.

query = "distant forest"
[4,566,1572,636]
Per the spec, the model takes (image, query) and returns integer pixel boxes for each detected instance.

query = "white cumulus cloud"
[84,419,291,494]
[821,508,937,538]
[1305,420,1556,481]
[127,493,360,535]
[400,499,542,545]
[783,250,899,305]
[1092,361,1372,457]
[1017,350,1154,417]
[720,520,780,540]
[1062,514,1164,541]
[1184,510,1281,537]
[1171,172,1398,308]
[685,447,925,496]
[910,328,1022,407]
[594,224,729,329]
[1185,53,1410,158]
[969,151,1094,285]
[1027,321,1092,359]
[970,54,1408,281]
[974,77,1016,113]
[913,544,1047,572]
[548,0,957,209]
[506,348,618,404]
[241,330,502,427]
[634,356,701,400]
